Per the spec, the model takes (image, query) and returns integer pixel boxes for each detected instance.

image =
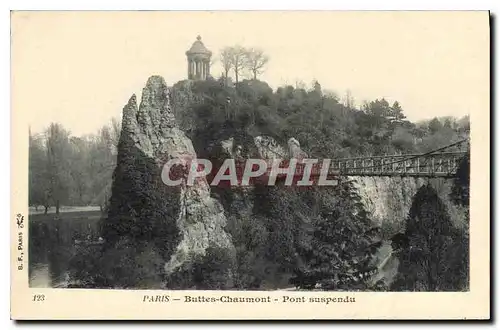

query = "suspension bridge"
[262,138,469,179]
[322,138,469,178]
[329,151,465,178]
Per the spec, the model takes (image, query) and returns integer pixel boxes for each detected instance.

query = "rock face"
[350,177,426,231]
[220,137,234,156]
[105,75,234,286]
[350,176,467,235]
[168,80,204,134]
[287,137,308,160]
[254,135,287,159]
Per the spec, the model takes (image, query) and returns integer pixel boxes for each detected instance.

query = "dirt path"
[29,206,101,215]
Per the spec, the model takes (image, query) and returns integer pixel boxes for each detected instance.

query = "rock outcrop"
[105,76,234,286]
[168,80,204,134]
[351,176,467,235]
[254,135,287,159]
[287,137,308,160]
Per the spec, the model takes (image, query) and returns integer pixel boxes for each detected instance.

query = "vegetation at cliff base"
[391,184,469,291]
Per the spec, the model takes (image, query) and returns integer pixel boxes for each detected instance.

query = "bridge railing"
[329,151,465,177]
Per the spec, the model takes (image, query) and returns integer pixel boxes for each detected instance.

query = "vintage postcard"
[10,11,490,320]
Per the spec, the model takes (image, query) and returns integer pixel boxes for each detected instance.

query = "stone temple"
[186,35,212,80]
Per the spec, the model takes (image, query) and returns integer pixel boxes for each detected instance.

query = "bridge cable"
[255,137,469,171]
[338,137,469,171]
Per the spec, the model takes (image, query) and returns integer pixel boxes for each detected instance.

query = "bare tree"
[208,57,217,80]
[229,45,247,85]
[29,130,51,213]
[209,57,217,68]
[244,48,269,80]
[219,47,233,86]
[294,79,307,90]
[45,123,72,215]
[87,123,118,213]
[110,117,121,155]
[311,80,322,95]
[342,89,356,108]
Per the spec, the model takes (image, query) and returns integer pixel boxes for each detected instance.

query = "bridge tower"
[186,35,212,80]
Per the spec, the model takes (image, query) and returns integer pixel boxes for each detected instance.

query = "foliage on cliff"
[288,182,381,290]
[172,79,469,162]
[391,185,469,291]
[450,151,470,208]
[103,95,181,262]
[165,247,236,290]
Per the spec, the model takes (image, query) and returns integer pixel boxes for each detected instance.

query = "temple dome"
[186,35,212,56]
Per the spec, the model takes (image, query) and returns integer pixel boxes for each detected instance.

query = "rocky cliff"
[105,75,234,287]
[350,176,467,236]
[104,78,467,290]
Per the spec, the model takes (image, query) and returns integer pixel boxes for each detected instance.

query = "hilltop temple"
[186,35,212,80]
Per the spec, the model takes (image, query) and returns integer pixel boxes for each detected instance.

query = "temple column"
[187,56,212,80]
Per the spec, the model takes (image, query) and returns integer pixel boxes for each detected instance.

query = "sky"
[12,11,489,136]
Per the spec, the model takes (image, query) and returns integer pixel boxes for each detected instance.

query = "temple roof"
[186,35,212,56]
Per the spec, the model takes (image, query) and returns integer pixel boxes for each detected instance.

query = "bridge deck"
[327,151,465,178]
[331,172,458,178]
